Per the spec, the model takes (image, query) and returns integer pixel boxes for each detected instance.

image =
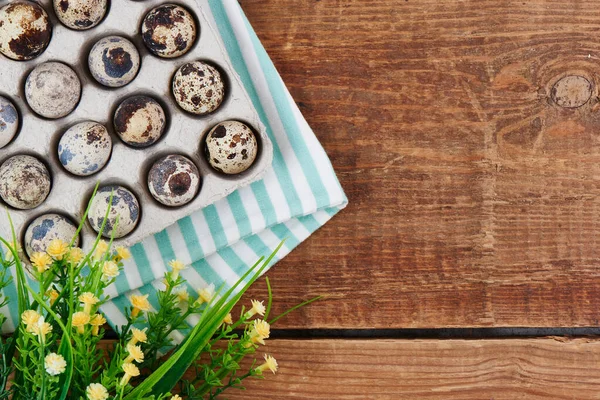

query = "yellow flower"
[32,317,53,341]
[196,284,215,305]
[168,260,186,280]
[68,247,84,264]
[90,314,106,336]
[249,319,270,346]
[94,241,109,260]
[86,383,109,400]
[45,353,66,376]
[256,354,278,375]
[128,327,147,346]
[21,310,41,327]
[175,288,189,304]
[245,300,266,319]
[171,396,182,400]
[47,239,69,260]
[223,313,233,325]
[79,292,99,314]
[102,261,119,280]
[120,363,140,386]
[115,246,131,262]
[130,294,151,317]
[30,252,52,273]
[124,344,144,363]
[72,311,90,334]
[46,289,60,305]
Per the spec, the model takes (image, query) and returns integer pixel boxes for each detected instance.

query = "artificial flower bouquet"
[0,192,317,399]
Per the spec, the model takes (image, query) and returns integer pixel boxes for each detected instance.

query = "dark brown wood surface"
[217,339,600,399]
[239,0,600,328]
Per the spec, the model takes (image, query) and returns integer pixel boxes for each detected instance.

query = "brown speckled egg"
[172,61,225,115]
[24,213,79,257]
[0,1,52,61]
[88,185,140,238]
[148,154,201,207]
[0,155,51,209]
[25,62,81,119]
[58,121,112,176]
[141,4,197,58]
[53,0,107,30]
[114,95,166,148]
[89,36,140,88]
[0,96,19,149]
[205,121,258,175]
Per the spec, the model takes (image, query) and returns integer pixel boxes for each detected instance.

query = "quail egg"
[205,121,258,175]
[0,96,19,148]
[25,62,81,119]
[58,121,112,176]
[89,36,140,88]
[0,1,52,61]
[141,4,197,58]
[148,154,201,207]
[53,0,108,30]
[114,95,166,148]
[172,61,225,115]
[88,185,140,238]
[24,213,79,257]
[0,155,51,209]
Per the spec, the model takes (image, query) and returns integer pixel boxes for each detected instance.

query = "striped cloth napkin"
[0,0,347,332]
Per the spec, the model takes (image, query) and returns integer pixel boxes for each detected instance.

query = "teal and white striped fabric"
[1,0,347,332]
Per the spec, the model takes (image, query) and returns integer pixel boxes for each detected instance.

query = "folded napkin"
[1,0,347,332]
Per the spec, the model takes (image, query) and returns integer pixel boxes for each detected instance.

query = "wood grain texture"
[238,0,600,328]
[217,339,600,399]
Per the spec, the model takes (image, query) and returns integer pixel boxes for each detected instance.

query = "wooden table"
[232,0,600,398]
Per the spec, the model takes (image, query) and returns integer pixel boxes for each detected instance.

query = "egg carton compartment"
[0,0,273,252]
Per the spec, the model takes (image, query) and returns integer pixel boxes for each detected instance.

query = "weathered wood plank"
[238,0,600,328]
[217,338,600,399]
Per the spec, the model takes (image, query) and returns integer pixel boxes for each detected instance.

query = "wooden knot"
[551,75,593,109]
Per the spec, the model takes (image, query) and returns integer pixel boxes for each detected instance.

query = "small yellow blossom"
[168,260,186,280]
[86,383,109,400]
[129,327,147,346]
[45,353,66,376]
[79,292,99,314]
[47,239,69,260]
[90,314,106,336]
[120,363,140,386]
[130,294,151,317]
[171,396,182,400]
[248,319,270,346]
[196,284,215,305]
[94,241,109,260]
[30,252,53,273]
[115,246,131,262]
[223,313,233,325]
[31,317,53,341]
[72,311,90,334]
[102,261,119,280]
[256,354,278,375]
[68,247,84,264]
[21,310,41,327]
[124,344,144,363]
[46,289,60,305]
[175,288,189,304]
[245,300,266,319]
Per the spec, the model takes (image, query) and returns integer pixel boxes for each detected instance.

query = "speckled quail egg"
[205,121,258,175]
[24,213,79,257]
[89,36,140,87]
[0,155,51,209]
[0,96,19,148]
[88,185,140,238]
[25,62,81,119]
[148,154,201,207]
[0,1,52,61]
[114,95,166,148]
[58,121,112,176]
[53,0,107,30]
[172,61,225,115]
[141,4,197,58]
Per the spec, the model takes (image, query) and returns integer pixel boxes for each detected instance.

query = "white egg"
[88,185,140,238]
[113,95,166,148]
[89,36,140,87]
[141,4,197,58]
[172,61,225,115]
[24,213,79,257]
[205,121,258,175]
[0,96,19,148]
[0,155,51,210]
[58,121,112,176]
[53,0,107,30]
[25,62,81,119]
[148,154,201,207]
[0,1,52,61]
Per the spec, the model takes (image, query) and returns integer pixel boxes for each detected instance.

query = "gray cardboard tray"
[0,0,273,251]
